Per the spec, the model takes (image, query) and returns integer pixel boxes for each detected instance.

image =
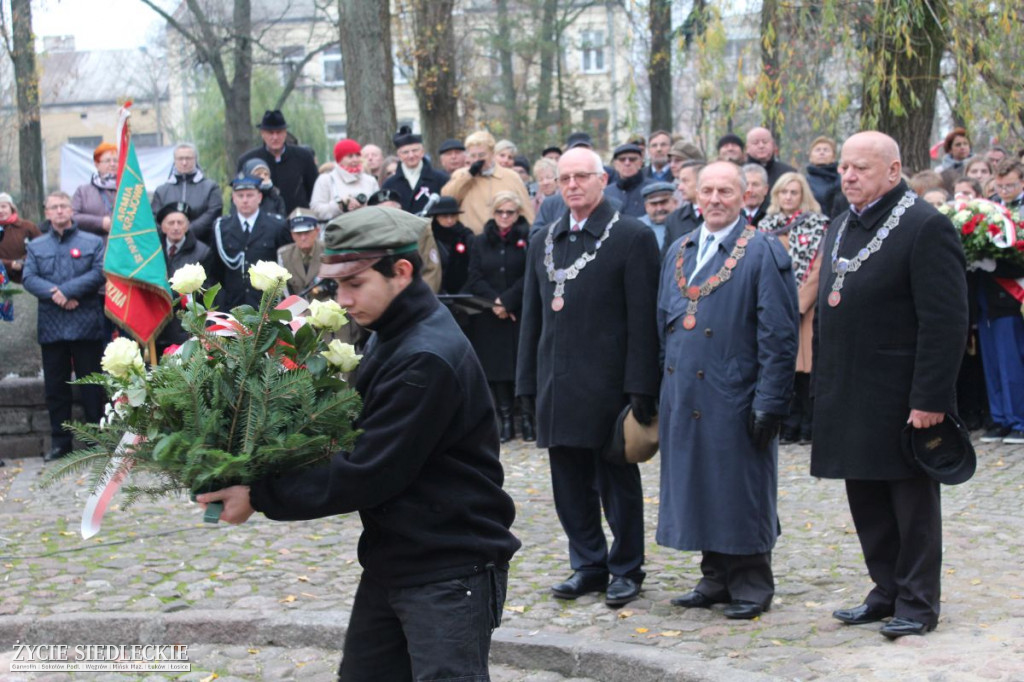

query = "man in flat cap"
[236,110,319,214]
[210,175,292,310]
[639,181,678,252]
[277,208,322,296]
[604,143,652,217]
[199,206,520,681]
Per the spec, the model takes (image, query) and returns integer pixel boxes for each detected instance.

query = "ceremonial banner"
[104,138,173,343]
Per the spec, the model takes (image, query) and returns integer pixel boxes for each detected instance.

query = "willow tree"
[858,0,949,170]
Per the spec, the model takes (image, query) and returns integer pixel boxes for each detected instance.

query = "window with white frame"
[580,30,605,74]
[323,46,344,85]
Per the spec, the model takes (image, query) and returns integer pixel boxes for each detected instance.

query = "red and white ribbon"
[80,432,141,539]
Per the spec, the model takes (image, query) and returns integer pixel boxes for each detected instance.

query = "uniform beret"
[155,201,193,224]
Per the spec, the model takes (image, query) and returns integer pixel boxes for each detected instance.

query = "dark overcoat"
[465,217,529,382]
[516,199,661,449]
[210,211,292,310]
[656,222,798,554]
[383,158,450,215]
[810,182,968,480]
[159,230,213,348]
[432,220,475,295]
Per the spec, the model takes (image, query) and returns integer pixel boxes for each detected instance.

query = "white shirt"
[238,209,261,232]
[692,216,743,279]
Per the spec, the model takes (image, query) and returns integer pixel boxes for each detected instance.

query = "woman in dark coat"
[427,196,474,295]
[242,158,287,216]
[465,190,531,442]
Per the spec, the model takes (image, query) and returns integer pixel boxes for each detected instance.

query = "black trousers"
[696,551,774,608]
[41,340,105,450]
[548,446,645,579]
[845,477,942,627]
[782,371,813,438]
[338,567,507,682]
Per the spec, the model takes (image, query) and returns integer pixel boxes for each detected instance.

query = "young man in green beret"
[200,206,520,681]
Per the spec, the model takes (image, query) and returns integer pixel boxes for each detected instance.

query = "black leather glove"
[629,394,658,426]
[748,410,784,451]
[519,395,535,415]
[469,159,486,177]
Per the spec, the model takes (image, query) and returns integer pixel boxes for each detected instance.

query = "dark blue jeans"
[338,565,508,682]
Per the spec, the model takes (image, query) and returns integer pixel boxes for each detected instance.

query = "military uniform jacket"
[250,279,521,587]
[277,241,323,296]
[211,211,292,310]
[810,181,968,480]
[656,221,797,554]
[516,199,661,449]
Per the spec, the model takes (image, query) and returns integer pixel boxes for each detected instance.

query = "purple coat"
[72,181,117,237]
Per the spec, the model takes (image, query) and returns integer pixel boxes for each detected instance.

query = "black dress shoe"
[880,617,935,639]
[605,576,641,607]
[723,600,766,620]
[43,446,71,462]
[832,603,894,625]
[550,571,608,600]
[670,590,725,609]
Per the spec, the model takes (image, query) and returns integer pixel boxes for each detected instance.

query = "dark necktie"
[168,244,178,259]
[243,220,251,233]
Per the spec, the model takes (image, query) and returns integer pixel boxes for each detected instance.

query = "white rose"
[953,210,971,223]
[321,340,361,373]
[248,261,292,292]
[102,337,145,379]
[307,299,348,331]
[169,263,206,294]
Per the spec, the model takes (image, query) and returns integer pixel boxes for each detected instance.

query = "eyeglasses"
[494,209,519,217]
[994,182,1022,192]
[557,172,601,186]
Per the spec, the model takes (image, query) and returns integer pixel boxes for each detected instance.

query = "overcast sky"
[32,0,170,51]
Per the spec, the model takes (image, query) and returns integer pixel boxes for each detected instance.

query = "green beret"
[320,206,425,278]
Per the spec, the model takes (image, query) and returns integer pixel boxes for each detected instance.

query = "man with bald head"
[657,161,798,620]
[812,131,968,639]
[745,126,796,191]
[517,147,661,608]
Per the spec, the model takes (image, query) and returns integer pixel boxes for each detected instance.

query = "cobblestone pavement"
[0,437,1022,681]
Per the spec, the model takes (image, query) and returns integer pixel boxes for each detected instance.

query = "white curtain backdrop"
[59,144,176,196]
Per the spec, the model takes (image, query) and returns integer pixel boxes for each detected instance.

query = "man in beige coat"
[442,130,534,234]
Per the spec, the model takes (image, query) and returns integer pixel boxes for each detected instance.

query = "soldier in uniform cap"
[277,208,323,296]
[199,206,521,682]
[210,175,292,310]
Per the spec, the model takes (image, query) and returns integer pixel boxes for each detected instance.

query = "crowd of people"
[3,108,1021,676]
